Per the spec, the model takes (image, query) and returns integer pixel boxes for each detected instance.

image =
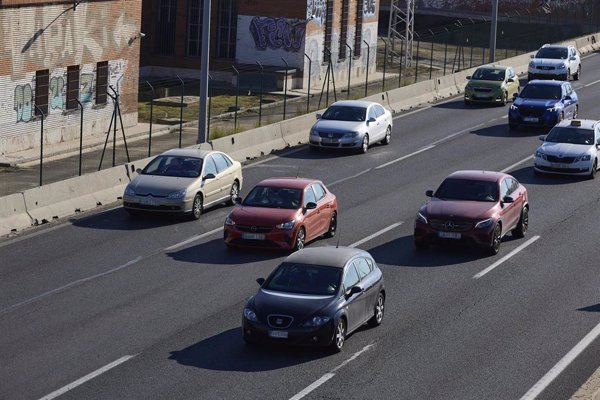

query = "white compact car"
[528,44,581,81]
[534,119,600,178]
[309,100,393,154]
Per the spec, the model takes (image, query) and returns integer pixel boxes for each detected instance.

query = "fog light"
[313,336,319,341]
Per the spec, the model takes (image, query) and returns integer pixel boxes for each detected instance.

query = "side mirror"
[513,93,519,99]
[530,54,535,58]
[316,113,322,120]
[256,278,265,286]
[136,168,142,174]
[507,78,515,83]
[367,117,376,124]
[234,196,242,205]
[304,202,317,210]
[570,56,577,61]
[425,190,434,197]
[203,173,216,180]
[347,286,362,297]
[502,196,514,204]
[539,135,546,141]
[564,95,572,101]
[466,75,471,80]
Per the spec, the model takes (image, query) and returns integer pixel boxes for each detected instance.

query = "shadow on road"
[168,327,329,372]
[167,238,283,265]
[510,166,588,186]
[70,207,184,230]
[577,304,600,313]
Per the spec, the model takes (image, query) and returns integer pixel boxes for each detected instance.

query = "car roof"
[329,100,379,108]
[554,119,600,130]
[526,79,565,86]
[284,246,371,268]
[476,64,509,70]
[446,170,509,182]
[540,44,569,49]
[160,148,213,159]
[254,177,321,189]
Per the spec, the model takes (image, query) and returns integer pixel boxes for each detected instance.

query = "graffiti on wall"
[49,76,65,110]
[364,0,377,17]
[250,17,306,52]
[306,0,327,26]
[14,84,33,123]
[80,73,94,103]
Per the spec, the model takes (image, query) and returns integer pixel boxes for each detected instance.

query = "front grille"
[537,165,586,173]
[546,155,575,163]
[124,203,181,211]
[321,142,340,147]
[318,131,344,139]
[429,219,474,232]
[136,193,167,198]
[537,66,556,71]
[268,314,294,329]
[230,238,281,248]
[235,224,272,233]
[519,107,545,117]
[474,87,492,93]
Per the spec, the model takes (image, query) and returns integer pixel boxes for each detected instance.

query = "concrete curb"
[0,193,33,236]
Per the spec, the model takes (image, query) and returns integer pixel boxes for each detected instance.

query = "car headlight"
[302,316,331,327]
[557,64,567,70]
[529,61,535,68]
[344,131,359,138]
[416,211,428,224]
[167,189,187,199]
[546,105,558,112]
[310,128,319,136]
[475,218,494,229]
[535,149,548,160]
[243,308,258,322]
[510,104,518,111]
[465,83,473,90]
[576,154,592,162]
[225,216,235,226]
[124,186,136,196]
[276,220,295,230]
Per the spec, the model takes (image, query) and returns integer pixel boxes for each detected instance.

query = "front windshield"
[545,127,595,145]
[435,178,499,202]
[263,263,342,295]
[535,47,568,60]
[142,155,203,178]
[321,105,366,122]
[472,68,505,81]
[519,84,562,100]
[242,186,302,209]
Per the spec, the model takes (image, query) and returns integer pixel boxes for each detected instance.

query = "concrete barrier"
[210,123,288,161]
[434,74,459,99]
[387,79,437,111]
[23,165,129,225]
[280,113,316,147]
[0,193,33,236]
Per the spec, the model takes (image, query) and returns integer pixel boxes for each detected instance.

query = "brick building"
[140,0,379,90]
[0,0,142,155]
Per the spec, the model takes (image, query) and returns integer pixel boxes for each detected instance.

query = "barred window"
[339,0,349,60]
[323,0,334,63]
[66,65,80,110]
[216,0,238,59]
[156,0,177,55]
[96,61,108,105]
[35,69,49,116]
[354,0,363,58]
[186,0,203,56]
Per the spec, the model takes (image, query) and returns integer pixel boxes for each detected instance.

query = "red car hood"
[229,206,301,226]
[425,198,497,220]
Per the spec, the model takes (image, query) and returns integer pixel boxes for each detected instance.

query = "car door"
[507,68,519,97]
[563,83,576,117]
[341,262,366,333]
[302,185,320,241]
[353,257,376,322]
[500,178,521,232]
[212,153,234,202]
[311,183,331,235]
[200,155,220,206]
[367,106,381,141]
[375,105,388,139]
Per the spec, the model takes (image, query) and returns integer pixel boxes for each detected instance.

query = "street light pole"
[197,0,211,144]
[489,0,498,63]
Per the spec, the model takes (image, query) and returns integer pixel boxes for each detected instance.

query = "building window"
[186,0,203,56]
[156,0,177,55]
[323,0,334,63]
[216,0,238,59]
[66,65,80,110]
[35,69,49,116]
[339,0,349,60]
[354,0,363,58]
[96,61,108,105]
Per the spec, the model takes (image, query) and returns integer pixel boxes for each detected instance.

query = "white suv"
[528,44,581,81]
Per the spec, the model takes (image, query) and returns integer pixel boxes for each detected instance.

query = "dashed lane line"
[473,235,540,279]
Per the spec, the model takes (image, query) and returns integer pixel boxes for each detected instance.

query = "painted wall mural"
[250,17,306,52]
[14,83,33,123]
[414,0,588,13]
[80,73,94,103]
[49,75,65,110]
[306,0,327,26]
[364,0,377,17]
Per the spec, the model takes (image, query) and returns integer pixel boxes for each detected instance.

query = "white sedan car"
[528,44,581,81]
[309,100,393,154]
[534,119,600,178]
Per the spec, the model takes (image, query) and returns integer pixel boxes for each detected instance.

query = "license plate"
[242,233,266,240]
[551,163,570,169]
[438,231,461,239]
[140,197,159,206]
[268,330,288,339]
[523,117,539,123]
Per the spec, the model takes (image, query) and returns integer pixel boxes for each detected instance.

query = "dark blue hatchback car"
[509,80,578,130]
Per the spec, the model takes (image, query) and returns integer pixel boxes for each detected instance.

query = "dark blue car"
[509,80,578,130]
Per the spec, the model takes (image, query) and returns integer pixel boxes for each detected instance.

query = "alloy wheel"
[295,227,305,251]
[191,194,203,220]
[228,181,239,205]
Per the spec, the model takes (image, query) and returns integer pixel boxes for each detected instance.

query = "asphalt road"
[2,53,600,400]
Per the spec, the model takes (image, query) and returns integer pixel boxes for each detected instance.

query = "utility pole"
[489,0,499,63]
[197,0,211,144]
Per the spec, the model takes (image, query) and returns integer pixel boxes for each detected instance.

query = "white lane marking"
[501,155,533,173]
[584,79,600,88]
[349,223,403,248]
[288,344,374,400]
[375,145,436,169]
[430,123,485,147]
[0,257,143,317]
[38,355,136,400]
[519,321,600,400]
[164,227,223,251]
[327,169,372,187]
[245,147,306,167]
[473,235,540,279]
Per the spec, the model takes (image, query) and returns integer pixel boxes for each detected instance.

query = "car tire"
[512,207,529,239]
[589,159,597,180]
[190,194,203,220]
[500,92,508,106]
[573,105,579,119]
[464,99,471,106]
[527,74,533,82]
[330,318,346,353]
[573,65,581,81]
[368,292,385,328]
[487,223,502,256]
[226,181,240,206]
[294,227,306,251]
[359,135,369,154]
[381,126,391,145]
[325,212,337,238]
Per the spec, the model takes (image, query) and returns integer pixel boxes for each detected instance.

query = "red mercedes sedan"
[224,177,338,250]
[413,170,529,255]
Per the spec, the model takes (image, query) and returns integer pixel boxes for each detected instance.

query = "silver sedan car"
[123,148,243,219]
[309,100,393,153]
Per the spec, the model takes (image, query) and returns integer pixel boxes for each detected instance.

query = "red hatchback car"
[414,170,529,255]
[224,177,338,250]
